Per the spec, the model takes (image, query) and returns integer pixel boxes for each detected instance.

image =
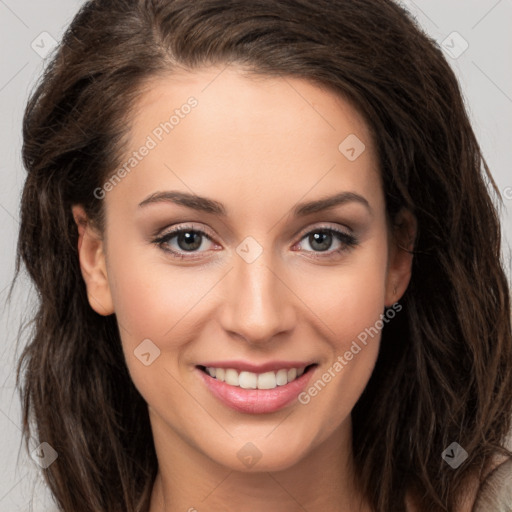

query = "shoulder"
[472,456,512,512]
[405,454,512,512]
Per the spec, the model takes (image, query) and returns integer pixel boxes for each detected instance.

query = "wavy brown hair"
[13,0,512,511]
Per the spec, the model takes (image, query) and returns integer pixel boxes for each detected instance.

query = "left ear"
[384,208,417,307]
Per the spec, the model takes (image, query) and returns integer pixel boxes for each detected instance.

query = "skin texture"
[72,66,416,511]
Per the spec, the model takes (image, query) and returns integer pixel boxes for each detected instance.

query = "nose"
[218,245,296,346]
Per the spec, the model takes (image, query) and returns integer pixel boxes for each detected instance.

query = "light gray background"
[1,1,511,510]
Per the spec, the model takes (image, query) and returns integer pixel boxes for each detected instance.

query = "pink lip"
[198,360,315,373]
[196,365,317,414]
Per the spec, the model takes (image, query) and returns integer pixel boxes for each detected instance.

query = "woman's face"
[74,66,413,473]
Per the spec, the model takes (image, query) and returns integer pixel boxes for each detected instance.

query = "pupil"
[178,231,202,251]
[310,231,332,251]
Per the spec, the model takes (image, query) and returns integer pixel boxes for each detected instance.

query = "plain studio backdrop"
[0,1,511,510]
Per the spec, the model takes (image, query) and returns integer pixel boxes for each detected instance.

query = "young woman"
[14,0,512,510]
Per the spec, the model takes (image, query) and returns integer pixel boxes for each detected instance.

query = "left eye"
[296,228,357,254]
[153,225,357,259]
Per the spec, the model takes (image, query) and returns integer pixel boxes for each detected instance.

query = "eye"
[153,224,218,260]
[152,223,358,261]
[294,225,358,258]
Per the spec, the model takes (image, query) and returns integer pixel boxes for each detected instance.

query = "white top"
[473,458,512,511]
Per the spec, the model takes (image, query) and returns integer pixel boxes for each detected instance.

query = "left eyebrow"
[292,191,372,217]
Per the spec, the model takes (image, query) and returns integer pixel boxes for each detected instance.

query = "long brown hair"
[13,0,512,510]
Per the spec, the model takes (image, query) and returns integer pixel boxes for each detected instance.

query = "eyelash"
[152,223,359,261]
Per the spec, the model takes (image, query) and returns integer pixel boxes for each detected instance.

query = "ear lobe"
[72,205,114,316]
[384,208,417,307]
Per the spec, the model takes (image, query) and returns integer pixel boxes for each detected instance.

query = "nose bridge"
[219,237,294,344]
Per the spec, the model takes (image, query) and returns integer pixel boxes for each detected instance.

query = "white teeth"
[224,369,239,386]
[239,371,257,389]
[276,369,288,386]
[287,368,297,381]
[257,371,277,389]
[204,366,308,389]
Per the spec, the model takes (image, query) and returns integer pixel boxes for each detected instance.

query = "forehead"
[107,66,383,218]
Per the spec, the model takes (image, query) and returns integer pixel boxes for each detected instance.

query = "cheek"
[105,248,200,408]
[302,234,389,344]
[105,239,205,342]
[294,235,389,413]
[104,241,226,400]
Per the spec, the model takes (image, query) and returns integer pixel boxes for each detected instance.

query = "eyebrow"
[138,190,372,216]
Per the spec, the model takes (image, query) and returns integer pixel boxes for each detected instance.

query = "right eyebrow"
[138,191,227,216]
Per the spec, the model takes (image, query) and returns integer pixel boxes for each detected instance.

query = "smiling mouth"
[197,364,317,390]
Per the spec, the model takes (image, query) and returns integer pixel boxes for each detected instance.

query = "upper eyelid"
[157,223,216,241]
[295,223,353,239]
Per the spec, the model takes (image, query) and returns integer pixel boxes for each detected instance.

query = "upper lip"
[197,360,317,373]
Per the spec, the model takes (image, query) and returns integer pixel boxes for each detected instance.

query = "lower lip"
[196,366,316,414]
